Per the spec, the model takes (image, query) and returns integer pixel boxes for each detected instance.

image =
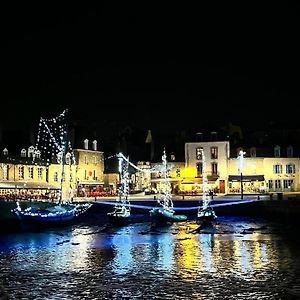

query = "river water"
[1,215,300,299]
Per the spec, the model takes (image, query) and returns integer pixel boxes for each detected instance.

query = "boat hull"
[150,208,187,226]
[12,203,92,227]
[107,214,131,226]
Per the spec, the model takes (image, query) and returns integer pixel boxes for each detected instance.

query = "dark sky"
[1,3,300,132]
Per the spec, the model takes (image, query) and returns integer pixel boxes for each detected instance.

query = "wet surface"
[1,215,300,299]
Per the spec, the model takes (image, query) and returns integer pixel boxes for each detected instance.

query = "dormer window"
[3,148,8,156]
[21,148,26,157]
[250,147,256,157]
[287,145,293,158]
[57,152,63,164]
[274,145,280,158]
[35,150,41,159]
[28,146,35,157]
[65,152,71,165]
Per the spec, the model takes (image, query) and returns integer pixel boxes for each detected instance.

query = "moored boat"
[107,153,131,226]
[150,149,187,226]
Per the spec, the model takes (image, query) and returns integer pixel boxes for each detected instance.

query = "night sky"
[1,3,300,135]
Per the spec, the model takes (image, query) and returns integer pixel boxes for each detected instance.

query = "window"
[250,147,256,157]
[287,146,293,158]
[65,153,71,165]
[28,166,34,179]
[2,165,8,180]
[70,173,73,182]
[274,145,280,158]
[21,149,26,157]
[176,168,181,177]
[18,166,24,179]
[84,155,88,164]
[35,150,41,159]
[57,153,62,164]
[170,153,175,161]
[93,156,97,165]
[284,179,294,189]
[196,147,203,160]
[273,164,282,174]
[275,179,281,189]
[54,172,58,182]
[196,162,203,176]
[3,148,8,156]
[268,180,273,190]
[211,162,218,175]
[210,147,218,159]
[38,167,43,179]
[84,170,87,180]
[286,164,295,174]
[93,170,96,180]
[28,146,35,157]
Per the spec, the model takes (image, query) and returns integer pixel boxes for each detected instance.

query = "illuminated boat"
[107,205,131,226]
[12,202,92,224]
[11,109,93,226]
[150,149,187,226]
[150,206,187,226]
[196,148,217,227]
[197,206,217,227]
[107,153,132,226]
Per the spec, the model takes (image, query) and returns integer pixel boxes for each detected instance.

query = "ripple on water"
[0,217,299,299]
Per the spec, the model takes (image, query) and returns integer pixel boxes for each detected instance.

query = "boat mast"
[116,153,130,211]
[200,148,209,209]
[157,149,173,211]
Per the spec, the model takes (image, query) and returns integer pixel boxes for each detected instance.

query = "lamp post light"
[238,150,246,200]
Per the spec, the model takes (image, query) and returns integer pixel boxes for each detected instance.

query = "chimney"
[196,132,203,142]
[84,139,89,150]
[92,140,97,151]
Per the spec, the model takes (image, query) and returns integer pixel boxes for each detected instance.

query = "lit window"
[28,146,35,158]
[210,147,218,159]
[54,172,58,182]
[19,166,24,179]
[2,165,8,180]
[66,153,71,165]
[196,147,203,160]
[38,167,43,179]
[28,166,34,179]
[21,149,26,157]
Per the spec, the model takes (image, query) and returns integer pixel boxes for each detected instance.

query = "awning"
[228,175,265,182]
[0,181,60,189]
[150,178,181,183]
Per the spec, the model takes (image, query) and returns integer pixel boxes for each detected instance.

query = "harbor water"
[1,214,300,299]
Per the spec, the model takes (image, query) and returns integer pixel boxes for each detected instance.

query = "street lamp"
[238,150,246,200]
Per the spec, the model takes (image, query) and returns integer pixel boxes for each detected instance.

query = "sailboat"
[12,109,92,226]
[150,149,187,226]
[197,148,217,227]
[107,153,131,226]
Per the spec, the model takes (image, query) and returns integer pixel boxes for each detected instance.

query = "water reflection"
[1,217,300,299]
